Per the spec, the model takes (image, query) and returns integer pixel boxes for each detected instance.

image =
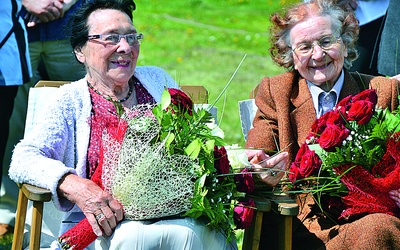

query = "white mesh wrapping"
[102,104,199,220]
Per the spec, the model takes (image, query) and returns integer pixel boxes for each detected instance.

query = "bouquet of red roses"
[57,88,255,249]
[288,89,400,220]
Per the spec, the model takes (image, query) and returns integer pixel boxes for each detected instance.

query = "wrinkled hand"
[22,0,64,24]
[246,150,289,187]
[389,189,400,208]
[336,0,358,11]
[58,174,124,237]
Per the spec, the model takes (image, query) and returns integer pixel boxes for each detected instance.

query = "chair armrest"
[267,193,299,216]
[17,183,52,202]
[253,197,271,212]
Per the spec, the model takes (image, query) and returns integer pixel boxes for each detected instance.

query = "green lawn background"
[135,0,299,146]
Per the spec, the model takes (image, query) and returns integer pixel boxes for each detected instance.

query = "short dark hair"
[70,0,136,52]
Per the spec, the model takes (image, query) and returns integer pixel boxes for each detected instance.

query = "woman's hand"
[58,174,124,237]
[389,189,400,208]
[246,150,289,187]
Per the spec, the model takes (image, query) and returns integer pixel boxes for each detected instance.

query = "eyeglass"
[290,36,341,57]
[87,33,144,46]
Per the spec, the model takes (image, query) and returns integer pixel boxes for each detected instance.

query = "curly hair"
[269,0,359,71]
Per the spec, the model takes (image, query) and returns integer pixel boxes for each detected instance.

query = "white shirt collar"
[306,70,344,117]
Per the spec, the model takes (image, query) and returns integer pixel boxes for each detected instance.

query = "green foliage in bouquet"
[152,89,225,159]
[150,88,253,241]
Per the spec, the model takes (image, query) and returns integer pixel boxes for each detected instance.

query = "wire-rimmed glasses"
[87,33,143,46]
[290,36,341,57]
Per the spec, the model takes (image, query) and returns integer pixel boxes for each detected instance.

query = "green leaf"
[111,101,124,119]
[184,139,201,159]
[152,104,163,123]
[204,139,215,153]
[198,174,207,188]
[308,144,325,159]
[384,109,400,132]
[160,89,171,110]
[164,132,175,150]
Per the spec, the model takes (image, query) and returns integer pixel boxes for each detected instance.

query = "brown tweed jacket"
[246,70,400,164]
[246,70,400,250]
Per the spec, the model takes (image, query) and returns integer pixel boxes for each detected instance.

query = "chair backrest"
[180,85,208,104]
[34,81,209,103]
[34,80,71,88]
[250,84,259,99]
[24,81,70,136]
[239,84,259,140]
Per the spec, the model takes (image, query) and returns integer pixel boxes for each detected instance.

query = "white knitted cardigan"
[9,66,178,214]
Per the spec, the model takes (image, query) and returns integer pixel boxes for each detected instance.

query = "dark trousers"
[0,85,18,188]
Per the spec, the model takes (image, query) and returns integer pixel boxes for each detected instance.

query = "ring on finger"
[95,213,105,221]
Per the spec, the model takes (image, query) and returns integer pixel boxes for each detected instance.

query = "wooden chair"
[12,80,211,250]
[12,80,69,250]
[240,84,299,250]
[12,184,52,250]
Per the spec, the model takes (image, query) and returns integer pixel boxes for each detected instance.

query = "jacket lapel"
[338,70,364,99]
[290,78,316,146]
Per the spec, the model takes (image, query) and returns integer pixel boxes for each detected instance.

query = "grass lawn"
[0,233,12,249]
[135,0,299,146]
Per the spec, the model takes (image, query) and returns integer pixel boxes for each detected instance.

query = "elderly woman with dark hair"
[8,0,237,249]
[245,0,400,249]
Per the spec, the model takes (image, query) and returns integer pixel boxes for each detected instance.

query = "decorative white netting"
[102,104,199,220]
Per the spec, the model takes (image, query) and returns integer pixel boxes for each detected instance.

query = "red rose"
[319,124,350,151]
[168,88,194,115]
[336,95,353,111]
[299,148,322,177]
[289,144,321,183]
[336,89,377,118]
[352,89,377,106]
[326,109,345,126]
[214,146,230,176]
[234,168,254,193]
[288,163,302,183]
[310,113,328,136]
[233,198,255,229]
[347,100,375,125]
